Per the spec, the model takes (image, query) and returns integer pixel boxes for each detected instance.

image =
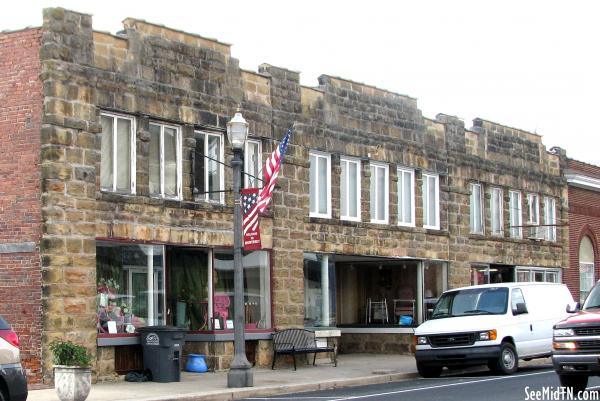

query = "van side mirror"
[566,302,580,313]
[513,302,528,315]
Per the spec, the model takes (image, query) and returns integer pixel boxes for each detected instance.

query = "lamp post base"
[227,365,254,388]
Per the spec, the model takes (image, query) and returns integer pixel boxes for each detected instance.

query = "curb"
[132,371,420,401]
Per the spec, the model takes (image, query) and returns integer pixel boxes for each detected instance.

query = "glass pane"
[246,141,260,188]
[168,250,209,330]
[516,271,530,282]
[164,127,177,197]
[377,167,385,221]
[318,156,327,214]
[207,135,221,202]
[348,162,358,218]
[243,251,271,329]
[428,177,436,226]
[96,243,165,334]
[149,125,161,195]
[340,161,347,217]
[213,252,234,327]
[195,133,205,196]
[303,253,336,327]
[100,116,114,190]
[370,166,376,220]
[398,172,405,222]
[310,155,317,214]
[116,118,131,192]
[424,261,446,321]
[403,172,412,223]
[422,176,429,225]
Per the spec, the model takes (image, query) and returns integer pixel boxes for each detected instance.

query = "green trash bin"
[138,326,186,383]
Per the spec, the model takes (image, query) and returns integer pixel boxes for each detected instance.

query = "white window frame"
[515,266,561,283]
[100,112,136,194]
[309,150,332,218]
[340,156,361,222]
[422,173,440,230]
[526,193,540,239]
[509,190,523,239]
[543,197,557,242]
[397,167,415,227]
[197,131,225,204]
[491,187,504,237]
[150,122,182,200]
[470,183,484,234]
[370,162,389,224]
[244,139,262,189]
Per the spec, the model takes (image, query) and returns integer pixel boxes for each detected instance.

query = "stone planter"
[54,366,92,401]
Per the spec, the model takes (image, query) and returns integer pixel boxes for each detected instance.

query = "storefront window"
[97,242,165,334]
[304,253,336,327]
[423,261,447,321]
[168,249,209,330]
[336,260,419,327]
[213,250,271,330]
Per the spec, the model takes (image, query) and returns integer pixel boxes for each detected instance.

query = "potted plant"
[49,339,92,401]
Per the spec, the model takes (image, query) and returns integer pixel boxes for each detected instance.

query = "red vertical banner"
[241,188,262,251]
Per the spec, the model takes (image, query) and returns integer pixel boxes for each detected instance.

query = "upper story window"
[100,113,136,194]
[526,193,540,238]
[340,156,361,221]
[544,197,557,241]
[149,122,182,200]
[509,190,523,239]
[309,151,331,218]
[194,132,224,203]
[490,187,504,237]
[397,167,415,226]
[370,162,389,224]
[244,139,262,189]
[470,183,484,234]
[422,173,440,229]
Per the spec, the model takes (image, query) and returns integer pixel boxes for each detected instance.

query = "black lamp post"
[226,108,253,387]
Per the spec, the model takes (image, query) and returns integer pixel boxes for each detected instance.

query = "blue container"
[399,315,413,326]
[185,354,208,373]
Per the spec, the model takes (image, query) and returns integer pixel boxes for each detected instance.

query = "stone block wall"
[0,28,43,382]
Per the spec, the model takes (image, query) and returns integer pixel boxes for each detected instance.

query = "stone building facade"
[562,158,600,303]
[0,8,568,384]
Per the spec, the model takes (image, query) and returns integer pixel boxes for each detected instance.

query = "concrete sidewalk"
[27,354,419,401]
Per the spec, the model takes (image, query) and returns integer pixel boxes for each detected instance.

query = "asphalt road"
[241,364,600,401]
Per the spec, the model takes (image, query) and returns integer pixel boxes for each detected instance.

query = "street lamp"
[226,108,253,388]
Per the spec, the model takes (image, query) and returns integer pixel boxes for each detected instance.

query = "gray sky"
[4,0,599,165]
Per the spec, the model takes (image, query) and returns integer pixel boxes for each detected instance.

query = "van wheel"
[417,361,442,378]
[559,374,588,393]
[489,342,518,375]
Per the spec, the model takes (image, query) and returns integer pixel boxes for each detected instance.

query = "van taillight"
[0,329,20,348]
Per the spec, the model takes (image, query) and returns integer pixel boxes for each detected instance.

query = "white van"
[414,282,574,377]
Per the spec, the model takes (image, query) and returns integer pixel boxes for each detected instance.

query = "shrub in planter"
[49,340,92,401]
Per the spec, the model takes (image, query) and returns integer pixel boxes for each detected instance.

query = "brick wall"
[565,164,600,301]
[0,28,43,382]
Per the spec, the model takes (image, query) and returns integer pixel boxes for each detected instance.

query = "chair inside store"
[366,298,389,324]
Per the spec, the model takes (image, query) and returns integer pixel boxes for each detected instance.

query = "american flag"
[241,188,259,235]
[255,128,292,213]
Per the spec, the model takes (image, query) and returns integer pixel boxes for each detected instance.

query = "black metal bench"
[271,328,337,370]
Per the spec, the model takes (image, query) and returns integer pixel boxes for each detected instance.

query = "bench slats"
[272,328,337,370]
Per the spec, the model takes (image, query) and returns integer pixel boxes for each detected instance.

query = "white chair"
[367,298,389,324]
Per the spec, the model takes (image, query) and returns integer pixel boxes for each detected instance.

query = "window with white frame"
[340,157,361,221]
[370,162,389,224]
[397,168,415,226]
[491,187,504,236]
[526,193,540,238]
[580,236,595,303]
[422,173,440,229]
[244,139,262,189]
[194,132,224,203]
[470,183,484,234]
[543,197,557,241]
[509,190,522,239]
[100,113,136,194]
[309,151,331,218]
[149,123,182,199]
[516,267,560,283]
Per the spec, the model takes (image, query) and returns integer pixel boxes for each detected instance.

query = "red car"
[553,283,600,393]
